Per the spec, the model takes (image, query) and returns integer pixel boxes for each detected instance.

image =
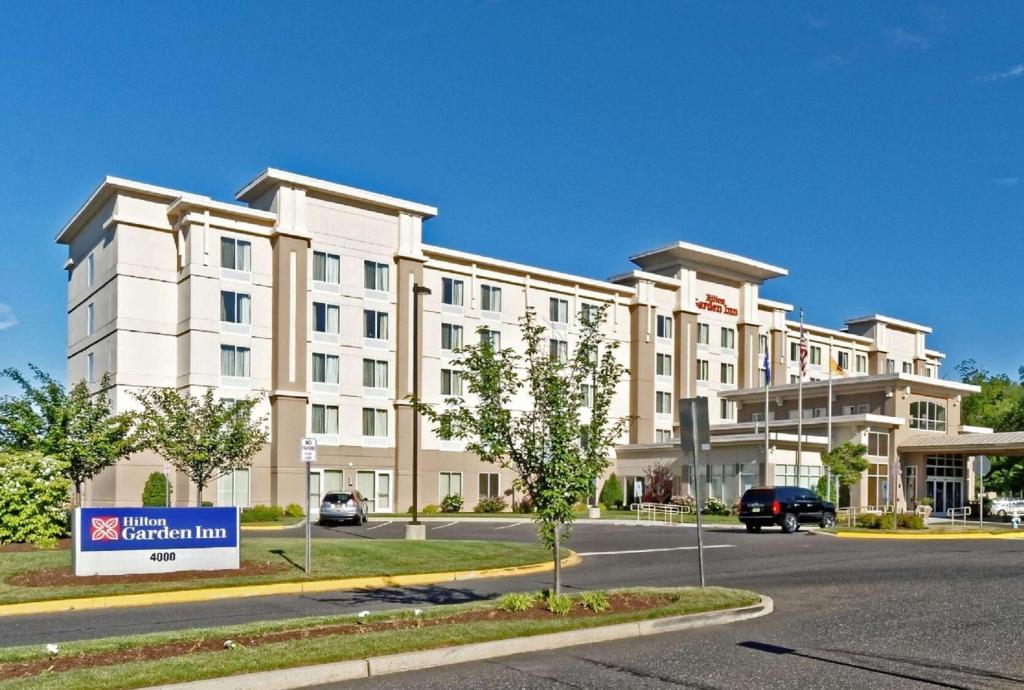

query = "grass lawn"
[0,539,551,605]
[827,525,1022,535]
[0,587,760,690]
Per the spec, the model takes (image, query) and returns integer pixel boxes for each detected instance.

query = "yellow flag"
[829,358,846,377]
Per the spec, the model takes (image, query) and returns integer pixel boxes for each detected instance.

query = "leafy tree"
[141,471,173,507]
[0,450,72,546]
[0,365,137,506]
[955,360,1024,495]
[642,463,674,503]
[820,442,870,498]
[598,472,624,509]
[133,388,268,505]
[414,306,627,595]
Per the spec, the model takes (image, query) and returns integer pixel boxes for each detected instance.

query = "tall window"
[86,303,95,335]
[810,346,822,365]
[363,260,388,291]
[363,310,388,340]
[86,253,95,286]
[220,345,251,378]
[790,342,800,361]
[656,392,672,414]
[720,362,735,384]
[902,362,913,374]
[441,323,463,350]
[442,277,464,306]
[480,284,501,312]
[886,359,896,374]
[720,399,735,420]
[656,353,672,376]
[313,302,340,334]
[217,469,250,508]
[867,431,890,457]
[657,315,673,339]
[910,401,946,431]
[312,404,339,434]
[549,297,568,323]
[363,359,388,388]
[855,354,867,373]
[655,429,673,443]
[697,323,709,345]
[220,237,252,271]
[481,329,501,349]
[696,359,709,381]
[220,291,251,324]
[441,368,463,396]
[580,302,600,324]
[362,408,388,437]
[837,351,850,370]
[479,473,499,498]
[311,353,340,384]
[313,251,341,284]
[439,471,463,500]
[86,352,95,383]
[721,327,736,350]
[759,334,769,354]
[549,339,568,363]
[581,383,594,408]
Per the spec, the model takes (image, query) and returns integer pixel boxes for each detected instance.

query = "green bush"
[201,501,214,507]
[498,592,535,612]
[856,512,925,530]
[474,496,507,513]
[284,504,304,518]
[856,513,882,529]
[516,497,535,513]
[598,474,624,510]
[572,501,589,512]
[440,493,464,513]
[0,451,71,546]
[897,513,926,529]
[240,505,285,523]
[702,496,730,515]
[579,591,610,613]
[545,592,572,616]
[422,504,440,514]
[141,472,172,507]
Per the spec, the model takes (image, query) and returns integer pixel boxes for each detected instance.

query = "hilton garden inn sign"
[73,507,240,576]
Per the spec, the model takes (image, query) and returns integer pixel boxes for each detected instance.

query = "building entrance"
[925,455,965,516]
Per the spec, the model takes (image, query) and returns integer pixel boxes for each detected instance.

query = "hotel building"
[59,169,1016,515]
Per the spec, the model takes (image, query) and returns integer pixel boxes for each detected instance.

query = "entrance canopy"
[898,431,1024,456]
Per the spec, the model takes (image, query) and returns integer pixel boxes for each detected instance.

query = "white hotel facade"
[61,168,1013,515]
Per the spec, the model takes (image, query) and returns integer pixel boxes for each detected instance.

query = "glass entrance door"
[927,478,964,516]
[356,470,393,513]
[375,471,392,513]
[308,469,323,519]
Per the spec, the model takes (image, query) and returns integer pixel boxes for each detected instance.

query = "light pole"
[406,283,431,540]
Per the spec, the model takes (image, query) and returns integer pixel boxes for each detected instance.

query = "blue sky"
[1,1,1022,393]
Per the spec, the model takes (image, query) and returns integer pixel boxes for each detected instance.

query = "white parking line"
[366,521,393,531]
[430,521,458,530]
[494,521,528,530]
[576,545,735,557]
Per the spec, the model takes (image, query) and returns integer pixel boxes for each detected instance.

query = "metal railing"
[630,502,693,525]
[836,504,896,527]
[948,506,971,527]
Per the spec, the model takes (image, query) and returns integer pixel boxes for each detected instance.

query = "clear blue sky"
[1,1,1022,393]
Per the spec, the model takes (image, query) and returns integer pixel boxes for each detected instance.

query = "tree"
[0,450,72,546]
[642,463,674,503]
[819,442,870,500]
[414,306,628,595]
[134,388,268,505]
[141,471,173,507]
[955,360,1024,495]
[0,365,137,506]
[598,472,624,509]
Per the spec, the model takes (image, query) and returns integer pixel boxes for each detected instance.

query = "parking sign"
[300,437,318,463]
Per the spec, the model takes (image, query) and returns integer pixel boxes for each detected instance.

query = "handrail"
[630,502,692,525]
[948,505,971,527]
[836,504,896,527]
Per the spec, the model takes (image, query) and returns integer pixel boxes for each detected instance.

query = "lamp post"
[406,283,431,540]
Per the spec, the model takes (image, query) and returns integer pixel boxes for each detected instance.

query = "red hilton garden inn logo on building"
[89,517,121,541]
[695,293,738,317]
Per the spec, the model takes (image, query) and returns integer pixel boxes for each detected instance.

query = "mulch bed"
[1,592,676,679]
[7,561,289,587]
[0,540,71,553]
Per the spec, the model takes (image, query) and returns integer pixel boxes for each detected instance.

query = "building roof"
[720,372,981,403]
[758,297,794,312]
[898,431,1024,455]
[236,168,438,218]
[628,241,788,283]
[844,314,933,334]
[785,320,873,344]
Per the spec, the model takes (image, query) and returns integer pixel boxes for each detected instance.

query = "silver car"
[318,491,369,526]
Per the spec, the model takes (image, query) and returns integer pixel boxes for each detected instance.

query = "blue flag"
[763,350,771,386]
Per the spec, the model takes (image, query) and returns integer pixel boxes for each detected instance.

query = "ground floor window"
[217,469,250,507]
[866,463,889,506]
[478,472,500,498]
[439,471,463,501]
[773,464,822,491]
[323,469,344,494]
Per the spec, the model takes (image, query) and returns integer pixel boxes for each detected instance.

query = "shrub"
[671,495,697,512]
[856,513,881,529]
[855,512,924,530]
[516,497,535,513]
[0,451,71,546]
[544,592,572,616]
[440,494,464,513]
[422,504,440,514]
[702,496,730,515]
[141,472,172,507]
[572,501,589,512]
[240,505,285,523]
[579,591,610,613]
[474,496,507,513]
[498,592,535,612]
[284,504,304,518]
[919,497,933,507]
[598,473,624,509]
[898,513,925,530]
[642,463,674,504]
[201,501,214,507]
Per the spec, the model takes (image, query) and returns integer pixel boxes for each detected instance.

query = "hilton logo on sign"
[89,517,121,541]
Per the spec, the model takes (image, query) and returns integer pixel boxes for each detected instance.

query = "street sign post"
[973,455,990,530]
[678,396,710,588]
[300,437,317,575]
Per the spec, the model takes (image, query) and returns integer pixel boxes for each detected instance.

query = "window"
[697,323,709,345]
[313,251,341,284]
[902,362,913,374]
[480,329,501,349]
[759,334,769,355]
[220,345,251,378]
[220,291,251,324]
[790,374,799,384]
[656,353,672,377]
[363,359,388,388]
[549,297,568,323]
[479,473,500,498]
[442,277,464,306]
[656,315,673,339]
[480,284,501,312]
[790,342,799,361]
[86,352,95,383]
[441,368,463,395]
[364,310,388,340]
[86,253,95,286]
[656,392,672,415]
[311,353,340,384]
[362,408,388,437]
[721,327,736,350]
[581,383,594,408]
[441,323,463,350]
[439,471,463,500]
[549,339,568,363]
[323,469,344,494]
[720,399,735,420]
[926,365,935,378]
[773,463,823,491]
[810,346,822,365]
[86,303,95,335]
[362,260,388,291]
[855,354,867,373]
[217,469,250,507]
[220,237,251,271]
[886,358,896,374]
[867,431,890,457]
[655,429,673,443]
[720,363,735,384]
[696,359,709,381]
[580,303,600,324]
[837,351,850,370]
[910,401,947,431]
[312,404,339,434]
[313,302,340,334]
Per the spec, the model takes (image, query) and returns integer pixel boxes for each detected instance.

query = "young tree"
[0,365,137,506]
[141,471,173,507]
[956,360,1024,495]
[0,450,73,546]
[414,306,627,595]
[642,463,674,504]
[598,472,624,509]
[134,388,268,505]
[818,442,870,500]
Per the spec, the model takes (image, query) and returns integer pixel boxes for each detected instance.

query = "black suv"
[738,486,836,533]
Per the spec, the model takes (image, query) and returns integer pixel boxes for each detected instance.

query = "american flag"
[799,336,808,379]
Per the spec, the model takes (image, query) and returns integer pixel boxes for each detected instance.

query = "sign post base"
[404,523,426,540]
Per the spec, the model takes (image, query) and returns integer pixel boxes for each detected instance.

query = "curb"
[242,519,306,532]
[0,553,581,618]
[144,595,773,690]
[833,531,1024,540]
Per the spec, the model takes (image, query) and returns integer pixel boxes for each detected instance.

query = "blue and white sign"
[73,507,240,576]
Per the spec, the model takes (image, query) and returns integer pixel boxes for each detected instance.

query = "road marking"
[366,521,392,531]
[494,521,528,530]
[430,521,458,530]
[576,545,735,556]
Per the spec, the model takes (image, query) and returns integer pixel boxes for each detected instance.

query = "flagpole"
[826,337,834,502]
[797,308,805,473]
[764,330,770,484]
